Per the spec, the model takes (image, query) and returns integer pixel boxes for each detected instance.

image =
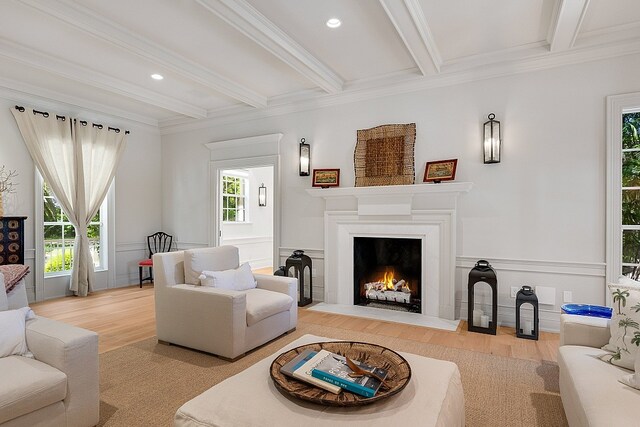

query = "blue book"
[311,350,387,398]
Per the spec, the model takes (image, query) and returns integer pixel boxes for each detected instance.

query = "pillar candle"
[473,309,483,325]
[480,315,489,328]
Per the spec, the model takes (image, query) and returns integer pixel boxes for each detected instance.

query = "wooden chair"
[139,232,173,287]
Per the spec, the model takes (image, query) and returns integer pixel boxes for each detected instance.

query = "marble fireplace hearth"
[306,182,472,330]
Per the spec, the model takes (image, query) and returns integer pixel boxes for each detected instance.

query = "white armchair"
[153,246,298,360]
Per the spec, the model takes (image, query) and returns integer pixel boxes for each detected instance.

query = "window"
[43,182,104,274]
[222,174,247,222]
[621,112,640,278]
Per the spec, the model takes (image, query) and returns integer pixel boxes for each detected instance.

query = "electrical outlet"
[510,286,519,298]
[563,291,573,303]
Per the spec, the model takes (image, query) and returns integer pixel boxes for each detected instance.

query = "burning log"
[365,289,411,303]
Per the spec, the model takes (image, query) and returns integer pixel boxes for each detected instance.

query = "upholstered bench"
[175,334,465,426]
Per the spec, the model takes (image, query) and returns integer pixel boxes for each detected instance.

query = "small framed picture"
[423,159,458,183]
[312,169,340,188]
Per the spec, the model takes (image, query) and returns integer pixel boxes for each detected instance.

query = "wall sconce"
[483,113,501,164]
[258,183,267,207]
[299,138,310,176]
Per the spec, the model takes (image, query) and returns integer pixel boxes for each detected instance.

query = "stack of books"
[279,348,388,398]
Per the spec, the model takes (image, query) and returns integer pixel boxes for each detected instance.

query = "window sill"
[45,267,106,279]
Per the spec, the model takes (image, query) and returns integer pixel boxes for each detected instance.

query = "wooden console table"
[0,216,27,265]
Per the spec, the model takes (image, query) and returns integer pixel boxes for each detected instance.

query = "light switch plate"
[563,291,572,303]
[510,286,519,298]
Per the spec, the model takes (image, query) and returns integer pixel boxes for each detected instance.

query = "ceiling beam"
[21,0,267,108]
[0,38,208,119]
[379,0,442,75]
[195,0,343,93]
[548,0,591,52]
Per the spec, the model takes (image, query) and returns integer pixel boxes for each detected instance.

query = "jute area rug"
[99,323,567,427]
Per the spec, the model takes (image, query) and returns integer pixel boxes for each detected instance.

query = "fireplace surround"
[307,182,472,322]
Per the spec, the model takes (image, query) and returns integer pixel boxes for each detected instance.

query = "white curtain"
[12,108,127,296]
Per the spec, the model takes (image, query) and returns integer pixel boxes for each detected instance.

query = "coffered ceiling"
[1,0,639,130]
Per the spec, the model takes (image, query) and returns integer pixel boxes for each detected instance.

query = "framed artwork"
[312,169,340,188]
[423,159,458,183]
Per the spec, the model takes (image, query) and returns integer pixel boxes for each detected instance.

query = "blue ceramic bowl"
[561,304,613,319]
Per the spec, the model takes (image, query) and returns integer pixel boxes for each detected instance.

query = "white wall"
[161,53,640,330]
[0,94,162,300]
[221,166,274,268]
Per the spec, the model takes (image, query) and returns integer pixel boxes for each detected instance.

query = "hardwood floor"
[31,285,560,362]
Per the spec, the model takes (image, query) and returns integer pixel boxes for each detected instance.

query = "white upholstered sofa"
[0,275,99,427]
[558,313,638,426]
[154,246,298,360]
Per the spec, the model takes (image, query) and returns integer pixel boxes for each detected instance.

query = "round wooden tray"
[269,341,411,407]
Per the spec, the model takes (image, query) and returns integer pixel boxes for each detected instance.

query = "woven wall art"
[354,123,416,187]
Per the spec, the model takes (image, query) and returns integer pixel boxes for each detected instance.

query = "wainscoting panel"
[456,257,606,332]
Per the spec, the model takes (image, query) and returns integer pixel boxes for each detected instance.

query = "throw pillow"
[618,275,640,288]
[0,307,35,358]
[620,348,640,390]
[601,283,640,370]
[201,263,257,291]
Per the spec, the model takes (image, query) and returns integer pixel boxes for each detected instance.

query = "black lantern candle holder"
[468,260,498,335]
[285,250,312,306]
[516,285,539,340]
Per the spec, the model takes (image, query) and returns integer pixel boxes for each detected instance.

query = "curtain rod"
[14,105,130,134]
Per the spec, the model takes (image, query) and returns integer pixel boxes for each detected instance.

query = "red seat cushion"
[139,259,153,266]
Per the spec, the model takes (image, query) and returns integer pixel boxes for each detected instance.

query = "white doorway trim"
[205,133,282,270]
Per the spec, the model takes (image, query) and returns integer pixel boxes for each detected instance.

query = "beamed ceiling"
[1,0,640,132]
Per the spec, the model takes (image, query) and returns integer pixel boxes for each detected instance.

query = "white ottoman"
[175,334,465,427]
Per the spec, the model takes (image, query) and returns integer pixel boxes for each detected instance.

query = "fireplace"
[353,237,422,313]
[307,181,472,321]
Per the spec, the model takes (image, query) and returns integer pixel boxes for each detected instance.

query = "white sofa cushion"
[183,246,239,286]
[601,283,640,369]
[0,356,67,424]
[559,344,639,427]
[0,275,7,311]
[245,288,293,327]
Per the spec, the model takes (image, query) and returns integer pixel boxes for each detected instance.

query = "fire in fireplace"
[353,237,422,313]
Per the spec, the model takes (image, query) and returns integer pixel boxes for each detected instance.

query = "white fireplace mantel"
[306,182,472,216]
[306,182,473,198]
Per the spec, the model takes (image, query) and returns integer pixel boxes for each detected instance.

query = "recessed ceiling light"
[150,74,164,80]
[326,18,341,29]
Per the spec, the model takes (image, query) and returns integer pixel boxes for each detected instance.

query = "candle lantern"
[516,285,539,340]
[468,260,498,335]
[273,266,287,276]
[285,250,313,306]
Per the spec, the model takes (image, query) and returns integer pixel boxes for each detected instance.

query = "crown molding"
[548,0,590,52]
[576,21,640,47]
[378,0,440,75]
[21,0,266,109]
[0,38,207,119]
[160,38,640,135]
[0,76,159,129]
[195,0,344,93]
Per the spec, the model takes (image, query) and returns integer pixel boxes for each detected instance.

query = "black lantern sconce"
[285,250,313,306]
[483,113,501,164]
[258,183,267,207]
[516,286,539,340]
[299,138,310,176]
[468,260,498,335]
